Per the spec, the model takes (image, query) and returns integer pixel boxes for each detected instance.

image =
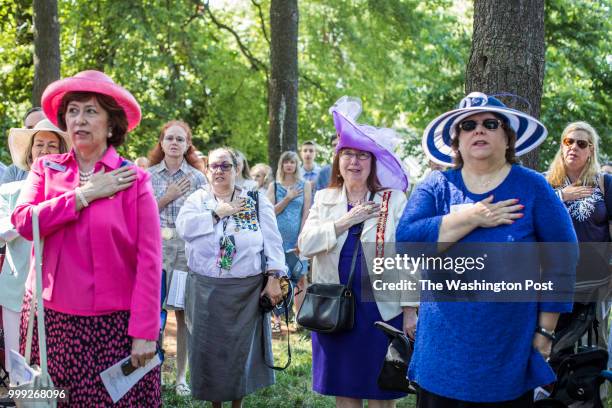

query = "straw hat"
[8,119,71,170]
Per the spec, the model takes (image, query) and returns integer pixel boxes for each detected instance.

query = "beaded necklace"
[79,168,94,186]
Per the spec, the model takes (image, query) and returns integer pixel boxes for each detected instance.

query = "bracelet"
[535,326,556,341]
[75,187,89,208]
[556,189,564,201]
[265,270,282,279]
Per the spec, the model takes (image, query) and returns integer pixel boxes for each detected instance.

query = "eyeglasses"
[163,135,186,143]
[208,163,233,172]
[562,137,591,149]
[339,150,372,161]
[458,119,503,132]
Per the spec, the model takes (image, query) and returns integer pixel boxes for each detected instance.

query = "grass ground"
[161,313,417,407]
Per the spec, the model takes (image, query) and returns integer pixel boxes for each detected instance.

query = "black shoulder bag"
[296,192,374,333]
[248,190,292,370]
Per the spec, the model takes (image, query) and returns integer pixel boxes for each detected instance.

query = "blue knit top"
[396,165,578,402]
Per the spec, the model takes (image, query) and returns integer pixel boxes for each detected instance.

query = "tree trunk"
[465,0,545,170]
[32,0,61,107]
[268,0,298,172]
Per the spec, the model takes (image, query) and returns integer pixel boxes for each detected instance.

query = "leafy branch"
[199,0,269,76]
[251,0,270,45]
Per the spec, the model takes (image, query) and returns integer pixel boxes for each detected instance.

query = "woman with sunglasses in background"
[398,92,577,407]
[546,122,612,365]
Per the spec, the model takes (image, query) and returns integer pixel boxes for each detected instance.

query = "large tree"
[465,0,546,169]
[32,0,60,106]
[267,0,298,171]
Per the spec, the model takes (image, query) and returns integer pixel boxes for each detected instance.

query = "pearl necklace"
[79,168,94,186]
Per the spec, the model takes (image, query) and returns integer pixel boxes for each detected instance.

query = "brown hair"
[328,148,382,192]
[450,113,518,169]
[147,120,206,173]
[57,92,128,147]
[24,131,69,170]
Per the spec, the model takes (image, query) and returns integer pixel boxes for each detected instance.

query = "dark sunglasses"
[459,119,503,132]
[562,137,591,149]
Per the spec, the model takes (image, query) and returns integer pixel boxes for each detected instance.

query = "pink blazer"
[12,147,162,340]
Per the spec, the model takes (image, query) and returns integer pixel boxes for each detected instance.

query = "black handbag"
[374,321,416,393]
[296,225,361,333]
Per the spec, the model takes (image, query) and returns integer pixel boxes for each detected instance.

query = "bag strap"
[346,191,376,290]
[27,208,50,376]
[249,190,266,271]
[262,292,292,371]
[250,189,292,370]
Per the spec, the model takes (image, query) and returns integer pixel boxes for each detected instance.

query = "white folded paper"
[8,349,37,386]
[100,354,161,403]
[166,269,188,308]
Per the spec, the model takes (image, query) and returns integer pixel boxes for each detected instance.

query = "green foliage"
[0,0,608,173]
[0,0,35,163]
[540,0,612,168]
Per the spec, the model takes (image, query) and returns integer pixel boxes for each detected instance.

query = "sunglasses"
[208,162,233,172]
[562,137,591,149]
[458,119,503,132]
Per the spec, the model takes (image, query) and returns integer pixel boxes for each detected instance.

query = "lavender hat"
[331,97,410,192]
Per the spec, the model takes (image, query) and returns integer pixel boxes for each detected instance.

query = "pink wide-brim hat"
[41,70,141,131]
[331,96,410,192]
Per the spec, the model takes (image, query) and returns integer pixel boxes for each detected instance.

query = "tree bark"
[32,0,61,107]
[268,0,298,172]
[465,0,545,170]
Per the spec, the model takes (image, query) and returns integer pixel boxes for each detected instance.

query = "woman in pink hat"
[11,70,162,406]
[298,97,417,407]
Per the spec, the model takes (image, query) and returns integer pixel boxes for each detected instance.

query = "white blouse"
[176,187,287,278]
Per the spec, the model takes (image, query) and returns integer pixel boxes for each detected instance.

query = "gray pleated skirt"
[184,272,275,402]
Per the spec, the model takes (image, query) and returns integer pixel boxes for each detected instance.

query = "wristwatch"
[265,270,283,279]
[211,209,221,223]
[535,326,556,341]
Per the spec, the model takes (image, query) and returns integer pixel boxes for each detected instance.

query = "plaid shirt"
[148,160,207,228]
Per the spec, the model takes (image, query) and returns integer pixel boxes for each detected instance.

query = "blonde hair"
[251,163,273,189]
[275,151,303,183]
[546,121,601,188]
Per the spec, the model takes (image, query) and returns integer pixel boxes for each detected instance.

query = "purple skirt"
[311,225,406,400]
[20,294,161,407]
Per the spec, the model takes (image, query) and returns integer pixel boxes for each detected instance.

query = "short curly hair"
[57,91,128,147]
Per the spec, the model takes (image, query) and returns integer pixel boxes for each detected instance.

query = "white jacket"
[298,186,417,321]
